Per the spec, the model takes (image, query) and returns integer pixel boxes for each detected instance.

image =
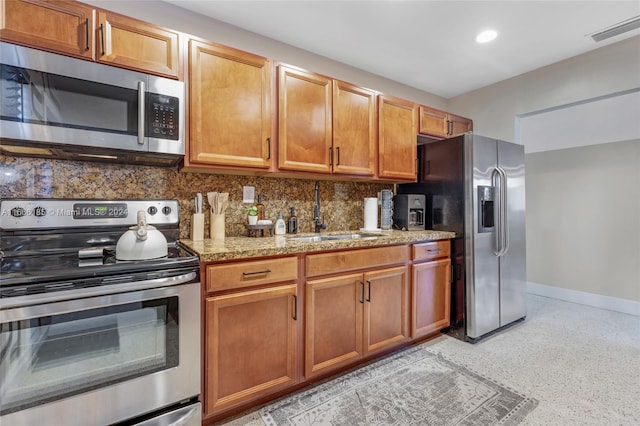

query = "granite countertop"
[180,229,456,262]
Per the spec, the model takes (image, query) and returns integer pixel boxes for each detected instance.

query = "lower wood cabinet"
[204,284,299,415]
[201,241,452,423]
[305,265,409,377]
[411,242,452,339]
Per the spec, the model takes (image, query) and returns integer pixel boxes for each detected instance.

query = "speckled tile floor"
[216,294,640,425]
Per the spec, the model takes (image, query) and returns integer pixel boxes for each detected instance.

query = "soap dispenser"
[275,213,286,235]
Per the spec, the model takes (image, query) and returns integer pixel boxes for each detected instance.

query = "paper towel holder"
[363,197,380,231]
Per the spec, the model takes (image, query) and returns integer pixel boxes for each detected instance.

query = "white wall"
[84,0,447,109]
[447,35,640,142]
[525,140,640,303]
[518,90,640,153]
[448,36,640,313]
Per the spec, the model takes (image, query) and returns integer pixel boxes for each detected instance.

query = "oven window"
[0,297,178,415]
[0,64,138,135]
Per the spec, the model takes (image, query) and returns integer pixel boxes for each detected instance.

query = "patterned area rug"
[261,345,538,425]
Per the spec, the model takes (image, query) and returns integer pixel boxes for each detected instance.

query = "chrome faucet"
[313,181,327,233]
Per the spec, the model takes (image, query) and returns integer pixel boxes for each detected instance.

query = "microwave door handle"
[137,80,145,145]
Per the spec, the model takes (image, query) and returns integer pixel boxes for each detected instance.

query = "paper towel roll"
[364,197,378,230]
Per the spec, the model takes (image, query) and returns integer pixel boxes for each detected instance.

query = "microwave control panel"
[147,93,179,140]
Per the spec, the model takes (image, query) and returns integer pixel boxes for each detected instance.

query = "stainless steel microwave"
[0,42,185,166]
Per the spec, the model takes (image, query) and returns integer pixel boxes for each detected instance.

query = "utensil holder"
[210,213,225,241]
[191,213,205,240]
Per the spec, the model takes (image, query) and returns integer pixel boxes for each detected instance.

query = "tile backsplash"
[0,155,392,238]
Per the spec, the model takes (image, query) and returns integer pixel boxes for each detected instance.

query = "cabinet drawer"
[206,256,298,292]
[412,240,450,261]
[306,245,409,277]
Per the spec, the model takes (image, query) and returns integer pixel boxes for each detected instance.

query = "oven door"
[0,277,200,426]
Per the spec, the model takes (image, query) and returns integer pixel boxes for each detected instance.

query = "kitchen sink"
[286,233,380,243]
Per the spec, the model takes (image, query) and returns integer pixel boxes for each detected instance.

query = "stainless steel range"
[0,199,201,426]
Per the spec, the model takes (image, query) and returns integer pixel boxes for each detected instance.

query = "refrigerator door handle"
[499,166,510,256]
[491,168,503,256]
[492,166,509,257]
[496,167,509,256]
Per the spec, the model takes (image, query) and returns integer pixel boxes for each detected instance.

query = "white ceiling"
[163,1,640,99]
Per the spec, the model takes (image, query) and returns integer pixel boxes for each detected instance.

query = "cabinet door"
[364,266,409,354]
[411,258,451,339]
[332,80,376,176]
[96,11,180,78]
[418,105,448,138]
[278,66,332,173]
[305,273,363,377]
[448,113,473,136]
[189,40,272,169]
[205,285,298,415]
[378,95,417,181]
[0,0,94,59]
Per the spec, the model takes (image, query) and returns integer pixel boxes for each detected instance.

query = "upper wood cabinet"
[418,105,448,138]
[0,0,94,60]
[0,0,181,78]
[419,105,472,138]
[188,39,272,169]
[96,10,180,78]
[278,65,332,174]
[277,65,376,177]
[448,112,473,136]
[332,80,376,176]
[378,95,417,181]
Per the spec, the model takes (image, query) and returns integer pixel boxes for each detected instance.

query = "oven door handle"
[0,271,197,312]
[134,402,201,426]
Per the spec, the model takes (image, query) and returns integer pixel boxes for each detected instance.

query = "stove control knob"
[147,206,158,216]
[162,206,172,215]
[10,207,26,217]
[34,206,47,217]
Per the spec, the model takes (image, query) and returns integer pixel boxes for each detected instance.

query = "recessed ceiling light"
[476,30,498,44]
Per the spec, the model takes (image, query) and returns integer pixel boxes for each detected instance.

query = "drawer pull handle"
[242,269,271,276]
[359,281,365,304]
[427,248,441,252]
[366,280,371,302]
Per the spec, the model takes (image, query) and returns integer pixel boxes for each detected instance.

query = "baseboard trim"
[527,282,640,317]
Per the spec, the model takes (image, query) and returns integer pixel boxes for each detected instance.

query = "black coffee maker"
[392,194,426,230]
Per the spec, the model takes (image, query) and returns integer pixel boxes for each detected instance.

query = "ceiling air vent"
[589,15,640,42]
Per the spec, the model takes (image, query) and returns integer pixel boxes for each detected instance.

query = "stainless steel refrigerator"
[398,133,526,342]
